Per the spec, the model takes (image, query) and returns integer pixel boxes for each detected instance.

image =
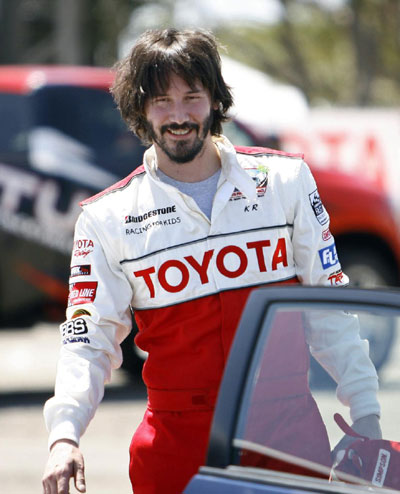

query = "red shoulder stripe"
[234,145,304,159]
[80,165,145,206]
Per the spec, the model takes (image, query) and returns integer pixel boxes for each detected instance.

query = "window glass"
[29,86,147,178]
[233,303,400,490]
[0,93,29,158]
[222,120,255,146]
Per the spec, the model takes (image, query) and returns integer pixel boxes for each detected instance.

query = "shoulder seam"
[80,165,145,206]
[234,145,304,160]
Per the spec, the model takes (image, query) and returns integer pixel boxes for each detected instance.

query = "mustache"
[161,122,199,134]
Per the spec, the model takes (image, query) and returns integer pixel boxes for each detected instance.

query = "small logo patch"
[322,228,332,241]
[70,265,91,277]
[319,243,339,269]
[328,269,344,285]
[309,189,328,225]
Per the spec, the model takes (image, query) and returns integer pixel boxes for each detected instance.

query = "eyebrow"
[153,87,205,98]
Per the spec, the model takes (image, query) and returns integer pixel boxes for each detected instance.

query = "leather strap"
[334,413,368,440]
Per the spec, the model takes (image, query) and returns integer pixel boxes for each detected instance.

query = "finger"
[57,474,71,494]
[43,475,58,494]
[74,462,86,493]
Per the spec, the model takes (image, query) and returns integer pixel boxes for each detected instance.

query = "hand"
[42,439,86,494]
[332,414,382,464]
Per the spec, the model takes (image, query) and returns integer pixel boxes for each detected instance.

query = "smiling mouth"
[168,128,192,136]
[162,122,198,138]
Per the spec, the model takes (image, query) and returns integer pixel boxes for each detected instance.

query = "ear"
[212,100,220,111]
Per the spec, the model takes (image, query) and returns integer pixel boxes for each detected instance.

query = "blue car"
[184,286,400,493]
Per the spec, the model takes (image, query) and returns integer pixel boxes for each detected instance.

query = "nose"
[169,101,189,124]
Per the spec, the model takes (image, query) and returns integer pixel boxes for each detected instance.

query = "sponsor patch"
[126,217,181,235]
[68,281,98,306]
[70,264,91,277]
[61,317,89,338]
[133,237,289,299]
[73,239,94,258]
[125,205,177,224]
[372,449,391,487]
[71,309,91,319]
[322,228,332,241]
[230,165,268,201]
[328,269,344,285]
[63,336,90,345]
[309,189,328,225]
[319,243,339,269]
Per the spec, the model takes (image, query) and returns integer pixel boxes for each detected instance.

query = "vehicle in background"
[281,108,400,290]
[184,286,400,493]
[0,66,146,325]
[0,66,398,375]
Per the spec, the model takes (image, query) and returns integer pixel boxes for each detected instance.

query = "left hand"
[332,414,382,464]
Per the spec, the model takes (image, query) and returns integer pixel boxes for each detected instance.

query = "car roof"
[0,65,115,93]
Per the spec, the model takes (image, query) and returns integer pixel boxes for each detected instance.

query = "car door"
[184,286,400,494]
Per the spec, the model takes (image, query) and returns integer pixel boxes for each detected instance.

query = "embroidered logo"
[309,189,328,225]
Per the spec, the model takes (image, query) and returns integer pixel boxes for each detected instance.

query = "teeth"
[169,128,190,135]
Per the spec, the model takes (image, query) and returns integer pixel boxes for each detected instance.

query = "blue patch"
[319,243,339,269]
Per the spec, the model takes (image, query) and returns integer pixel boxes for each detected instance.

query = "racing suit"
[44,136,380,494]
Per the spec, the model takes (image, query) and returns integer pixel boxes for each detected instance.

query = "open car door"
[184,286,400,494]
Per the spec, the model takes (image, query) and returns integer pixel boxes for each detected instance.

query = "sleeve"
[43,209,133,449]
[292,161,380,422]
[292,160,348,288]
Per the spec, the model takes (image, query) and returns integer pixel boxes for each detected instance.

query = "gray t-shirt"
[156,168,221,220]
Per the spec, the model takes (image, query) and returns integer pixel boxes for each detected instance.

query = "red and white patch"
[73,239,95,258]
[328,270,344,286]
[68,281,98,306]
[322,228,332,241]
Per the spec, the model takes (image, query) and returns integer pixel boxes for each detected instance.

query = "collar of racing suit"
[142,134,258,204]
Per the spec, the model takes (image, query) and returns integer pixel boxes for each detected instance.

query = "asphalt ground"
[0,322,147,494]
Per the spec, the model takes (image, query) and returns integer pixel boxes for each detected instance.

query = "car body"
[0,65,147,324]
[184,286,400,493]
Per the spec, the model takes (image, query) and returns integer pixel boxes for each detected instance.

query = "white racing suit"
[44,136,380,493]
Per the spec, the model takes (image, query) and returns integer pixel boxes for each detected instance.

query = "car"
[184,285,400,493]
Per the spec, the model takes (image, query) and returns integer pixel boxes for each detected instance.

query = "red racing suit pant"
[129,404,214,494]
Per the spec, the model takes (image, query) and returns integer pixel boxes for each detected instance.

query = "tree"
[215,0,400,105]
[0,0,145,65]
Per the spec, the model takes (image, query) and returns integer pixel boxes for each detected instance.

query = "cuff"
[348,388,381,422]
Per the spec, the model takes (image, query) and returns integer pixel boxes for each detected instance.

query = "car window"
[29,85,147,179]
[230,301,400,490]
[222,120,255,146]
[0,93,30,160]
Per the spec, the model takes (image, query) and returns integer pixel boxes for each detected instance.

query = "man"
[42,28,381,494]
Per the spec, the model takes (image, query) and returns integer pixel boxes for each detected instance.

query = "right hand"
[42,439,86,494]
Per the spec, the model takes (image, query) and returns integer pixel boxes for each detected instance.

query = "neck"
[155,137,221,183]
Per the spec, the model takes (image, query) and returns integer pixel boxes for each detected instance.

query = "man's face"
[144,74,216,164]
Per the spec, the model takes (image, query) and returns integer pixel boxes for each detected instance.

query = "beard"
[145,111,214,164]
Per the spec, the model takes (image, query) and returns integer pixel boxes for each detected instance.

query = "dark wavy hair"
[111,28,233,144]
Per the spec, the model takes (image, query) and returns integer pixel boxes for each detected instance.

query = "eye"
[186,93,202,101]
[153,96,169,105]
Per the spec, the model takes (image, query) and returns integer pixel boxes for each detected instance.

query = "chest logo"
[133,237,288,298]
[230,165,268,201]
